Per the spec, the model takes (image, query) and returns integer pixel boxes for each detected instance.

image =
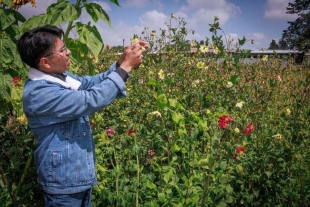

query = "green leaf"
[147,80,158,86]
[146,180,157,189]
[178,128,187,137]
[225,195,234,204]
[229,75,238,84]
[0,34,16,64]
[75,22,103,60]
[219,161,227,170]
[265,171,272,179]
[47,0,79,25]
[158,192,165,203]
[0,8,15,30]
[198,120,208,131]
[219,175,228,184]
[163,168,173,183]
[20,14,52,35]
[217,201,227,207]
[238,36,246,46]
[157,94,167,109]
[169,98,177,108]
[12,10,26,23]
[0,73,12,100]
[171,142,181,152]
[65,38,88,72]
[2,0,13,7]
[109,0,120,6]
[84,3,112,27]
[87,59,95,76]
[172,112,184,125]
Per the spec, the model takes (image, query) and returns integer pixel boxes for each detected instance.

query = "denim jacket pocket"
[60,118,84,138]
[47,151,65,183]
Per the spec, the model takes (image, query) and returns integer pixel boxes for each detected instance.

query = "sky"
[18,0,298,50]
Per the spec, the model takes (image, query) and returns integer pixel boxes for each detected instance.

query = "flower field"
[87,19,310,206]
[1,14,309,206]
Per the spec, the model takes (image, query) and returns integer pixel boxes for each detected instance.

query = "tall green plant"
[0,0,120,205]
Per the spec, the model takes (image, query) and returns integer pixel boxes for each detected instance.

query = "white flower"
[226,81,233,88]
[213,47,219,55]
[131,36,139,44]
[192,79,200,87]
[236,101,245,109]
[138,79,144,84]
[272,133,282,139]
[148,111,162,117]
[158,69,164,80]
[191,40,197,47]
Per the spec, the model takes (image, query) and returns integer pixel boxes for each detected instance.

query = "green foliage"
[90,17,310,207]
[268,39,279,50]
[1,1,310,205]
[0,0,119,205]
[280,0,310,51]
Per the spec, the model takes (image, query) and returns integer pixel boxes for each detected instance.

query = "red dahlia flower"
[236,146,246,155]
[127,128,136,136]
[148,149,155,156]
[244,122,254,135]
[218,115,233,129]
[105,127,114,137]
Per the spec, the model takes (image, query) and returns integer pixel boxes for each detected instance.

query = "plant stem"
[63,0,81,41]
[135,136,139,207]
[15,136,35,197]
[113,149,119,207]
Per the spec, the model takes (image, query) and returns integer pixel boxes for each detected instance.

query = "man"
[17,25,147,206]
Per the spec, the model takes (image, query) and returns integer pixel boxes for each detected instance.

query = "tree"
[279,0,310,51]
[268,39,279,50]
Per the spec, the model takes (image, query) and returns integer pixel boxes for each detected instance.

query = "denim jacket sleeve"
[23,62,126,127]
[67,62,119,90]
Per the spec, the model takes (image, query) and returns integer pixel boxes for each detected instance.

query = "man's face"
[42,38,71,74]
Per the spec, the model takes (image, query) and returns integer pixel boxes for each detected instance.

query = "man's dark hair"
[17,25,64,69]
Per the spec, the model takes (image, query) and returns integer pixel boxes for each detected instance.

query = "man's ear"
[38,57,51,72]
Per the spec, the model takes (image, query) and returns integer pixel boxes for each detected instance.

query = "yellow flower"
[196,61,205,69]
[206,109,211,114]
[158,69,164,80]
[286,108,291,116]
[199,45,208,53]
[262,55,268,62]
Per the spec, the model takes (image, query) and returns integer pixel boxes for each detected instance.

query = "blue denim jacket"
[22,62,125,194]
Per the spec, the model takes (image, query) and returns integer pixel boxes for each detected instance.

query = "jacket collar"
[28,68,81,91]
